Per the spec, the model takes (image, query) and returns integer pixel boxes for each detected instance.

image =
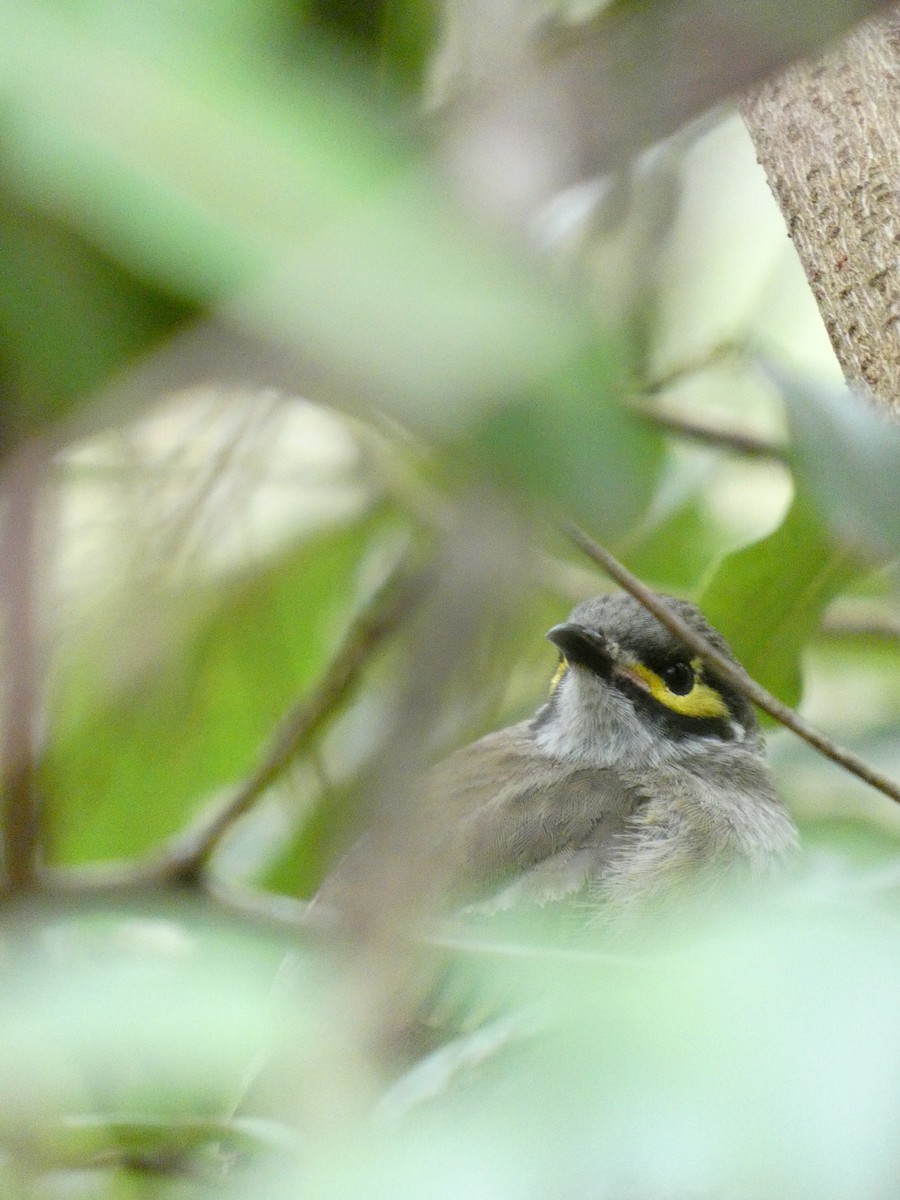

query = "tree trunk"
[742,9,900,417]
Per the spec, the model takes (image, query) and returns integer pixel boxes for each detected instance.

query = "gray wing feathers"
[314,722,641,914]
[428,722,637,893]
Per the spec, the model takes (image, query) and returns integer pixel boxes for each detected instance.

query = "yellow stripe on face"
[631,659,729,719]
[550,657,568,692]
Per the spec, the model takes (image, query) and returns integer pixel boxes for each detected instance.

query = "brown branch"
[0,443,47,893]
[159,555,427,883]
[36,551,425,914]
[566,523,900,805]
[36,864,315,946]
[628,345,787,461]
[640,342,745,393]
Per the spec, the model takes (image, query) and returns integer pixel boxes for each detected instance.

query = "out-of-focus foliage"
[781,369,900,561]
[5,872,900,1200]
[44,511,385,862]
[701,497,861,707]
[0,0,898,1197]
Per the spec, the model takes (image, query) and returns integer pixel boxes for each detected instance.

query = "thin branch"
[159,555,427,882]
[1,442,46,893]
[640,342,744,394]
[631,400,788,462]
[631,342,786,461]
[37,863,315,945]
[566,523,900,805]
[36,552,425,911]
[820,602,900,642]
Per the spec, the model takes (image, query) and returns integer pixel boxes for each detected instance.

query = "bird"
[318,592,798,923]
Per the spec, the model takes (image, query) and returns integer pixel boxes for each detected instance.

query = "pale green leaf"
[780,371,900,561]
[42,517,381,864]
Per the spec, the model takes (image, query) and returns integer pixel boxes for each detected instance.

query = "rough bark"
[742,9,900,416]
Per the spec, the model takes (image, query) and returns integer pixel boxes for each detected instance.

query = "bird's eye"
[661,662,694,695]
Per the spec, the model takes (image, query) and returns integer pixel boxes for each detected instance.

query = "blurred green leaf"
[464,345,662,536]
[456,884,900,1200]
[622,493,720,591]
[701,496,860,705]
[378,0,439,89]
[0,0,658,558]
[261,774,360,901]
[5,866,900,1199]
[248,868,900,1200]
[0,190,192,440]
[0,903,320,1124]
[0,0,611,459]
[43,514,384,864]
[780,371,900,561]
[0,0,367,297]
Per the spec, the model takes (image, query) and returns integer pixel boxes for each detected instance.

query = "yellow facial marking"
[630,658,729,719]
[550,657,568,693]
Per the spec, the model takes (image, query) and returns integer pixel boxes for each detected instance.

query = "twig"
[820,603,900,641]
[640,342,743,394]
[632,343,786,460]
[631,400,787,462]
[566,523,900,805]
[1,443,46,893]
[160,555,427,882]
[9,1112,301,1173]
[33,863,317,947]
[37,552,424,908]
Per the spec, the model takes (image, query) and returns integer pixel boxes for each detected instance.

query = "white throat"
[534,668,660,768]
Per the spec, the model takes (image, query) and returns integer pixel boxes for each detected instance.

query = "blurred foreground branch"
[821,600,900,642]
[162,555,428,883]
[434,0,896,223]
[567,524,900,805]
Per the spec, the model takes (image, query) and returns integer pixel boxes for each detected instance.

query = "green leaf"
[622,493,720,591]
[700,496,860,706]
[42,515,382,864]
[0,0,393,298]
[780,370,900,561]
[261,775,361,901]
[0,0,660,555]
[0,2,579,384]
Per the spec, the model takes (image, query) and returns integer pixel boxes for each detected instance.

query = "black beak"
[546,622,614,677]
